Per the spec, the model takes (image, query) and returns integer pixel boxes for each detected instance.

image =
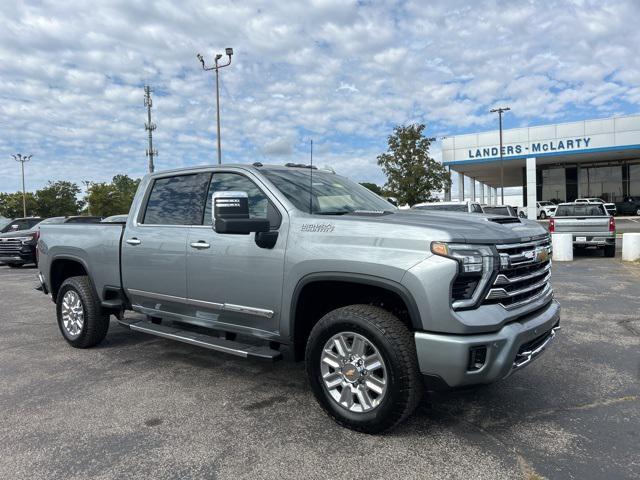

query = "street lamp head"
[215,53,223,61]
[225,47,233,56]
[196,53,205,68]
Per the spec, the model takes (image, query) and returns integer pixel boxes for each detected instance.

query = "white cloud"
[0,0,639,193]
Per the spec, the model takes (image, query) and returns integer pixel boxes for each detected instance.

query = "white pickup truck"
[549,202,616,257]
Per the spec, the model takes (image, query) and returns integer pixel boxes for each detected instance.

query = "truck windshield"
[261,168,395,215]
[555,204,607,216]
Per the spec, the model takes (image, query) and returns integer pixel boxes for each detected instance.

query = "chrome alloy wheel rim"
[320,332,388,413]
[61,290,84,338]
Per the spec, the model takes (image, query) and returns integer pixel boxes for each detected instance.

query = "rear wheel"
[604,244,616,257]
[56,276,110,348]
[305,305,422,433]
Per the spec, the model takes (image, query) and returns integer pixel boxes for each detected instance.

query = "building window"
[578,166,623,202]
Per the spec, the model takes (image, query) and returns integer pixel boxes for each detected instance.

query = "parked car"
[518,201,557,219]
[0,217,43,234]
[38,164,559,433]
[101,214,128,223]
[483,205,518,217]
[0,216,102,267]
[575,197,616,216]
[550,202,616,257]
[412,200,484,213]
[615,196,640,216]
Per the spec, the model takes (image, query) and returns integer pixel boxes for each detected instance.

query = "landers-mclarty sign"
[468,136,591,159]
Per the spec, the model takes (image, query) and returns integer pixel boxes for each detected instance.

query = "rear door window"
[143,173,211,225]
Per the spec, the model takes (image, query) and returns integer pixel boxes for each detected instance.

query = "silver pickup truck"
[549,202,616,257]
[37,164,560,432]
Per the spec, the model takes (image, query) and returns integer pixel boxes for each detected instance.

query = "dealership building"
[442,114,640,219]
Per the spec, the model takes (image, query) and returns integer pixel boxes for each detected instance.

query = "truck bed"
[39,223,125,297]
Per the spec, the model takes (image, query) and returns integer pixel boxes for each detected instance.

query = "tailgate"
[553,217,610,233]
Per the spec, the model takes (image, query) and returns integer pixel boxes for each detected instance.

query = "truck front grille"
[484,236,553,309]
[0,238,22,255]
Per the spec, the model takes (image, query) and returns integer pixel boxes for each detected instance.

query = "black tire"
[604,244,616,258]
[305,305,422,433]
[56,276,110,348]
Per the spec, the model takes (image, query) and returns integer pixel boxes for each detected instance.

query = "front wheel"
[305,305,422,433]
[56,276,110,348]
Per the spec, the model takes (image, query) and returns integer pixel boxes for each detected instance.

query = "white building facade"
[442,114,640,219]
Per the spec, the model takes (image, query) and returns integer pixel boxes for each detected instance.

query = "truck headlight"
[431,242,495,309]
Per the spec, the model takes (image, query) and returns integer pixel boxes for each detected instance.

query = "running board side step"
[118,318,282,361]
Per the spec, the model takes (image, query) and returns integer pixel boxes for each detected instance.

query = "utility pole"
[11,154,32,217]
[197,47,234,165]
[144,86,157,173]
[490,106,510,204]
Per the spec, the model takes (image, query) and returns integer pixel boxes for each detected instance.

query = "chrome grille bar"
[485,235,553,309]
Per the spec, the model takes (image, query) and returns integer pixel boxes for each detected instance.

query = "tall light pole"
[490,106,510,204]
[197,47,234,165]
[12,154,32,217]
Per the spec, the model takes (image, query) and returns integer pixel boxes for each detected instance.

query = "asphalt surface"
[0,257,638,480]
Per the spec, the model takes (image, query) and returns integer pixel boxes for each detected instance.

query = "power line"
[144,85,157,173]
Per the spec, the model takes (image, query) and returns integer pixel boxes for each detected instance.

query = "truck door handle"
[126,238,142,246]
[190,241,210,249]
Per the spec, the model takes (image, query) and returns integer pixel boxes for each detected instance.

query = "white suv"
[412,200,485,213]
[575,198,616,216]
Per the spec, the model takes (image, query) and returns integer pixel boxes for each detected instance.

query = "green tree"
[0,192,38,218]
[85,174,140,217]
[35,181,84,217]
[359,182,384,196]
[377,124,450,206]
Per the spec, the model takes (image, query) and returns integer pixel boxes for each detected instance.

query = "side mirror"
[212,191,269,234]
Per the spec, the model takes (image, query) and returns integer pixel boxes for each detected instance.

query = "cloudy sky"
[1,0,639,195]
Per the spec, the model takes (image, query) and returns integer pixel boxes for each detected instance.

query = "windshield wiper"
[315,210,352,215]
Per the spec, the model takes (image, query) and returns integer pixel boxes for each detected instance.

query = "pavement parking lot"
[0,257,638,480]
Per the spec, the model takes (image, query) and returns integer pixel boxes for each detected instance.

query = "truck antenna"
[309,139,313,214]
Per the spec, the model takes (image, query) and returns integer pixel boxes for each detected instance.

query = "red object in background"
[549,218,555,233]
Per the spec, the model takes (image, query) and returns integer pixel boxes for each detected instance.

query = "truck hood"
[341,210,548,244]
[0,228,36,239]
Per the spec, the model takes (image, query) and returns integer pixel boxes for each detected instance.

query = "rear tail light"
[549,218,555,233]
[609,216,615,232]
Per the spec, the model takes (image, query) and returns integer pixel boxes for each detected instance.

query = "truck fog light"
[467,346,487,371]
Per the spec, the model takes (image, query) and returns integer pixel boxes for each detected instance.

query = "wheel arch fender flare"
[288,272,423,339]
[49,254,97,301]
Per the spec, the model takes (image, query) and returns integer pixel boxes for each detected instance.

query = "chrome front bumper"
[415,300,560,388]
